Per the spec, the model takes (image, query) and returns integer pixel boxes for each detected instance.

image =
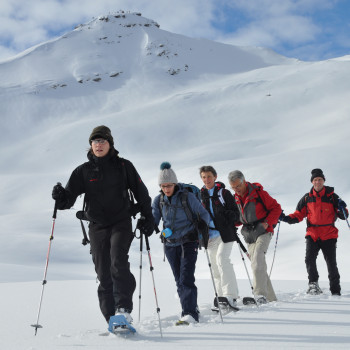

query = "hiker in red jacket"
[228,170,281,304]
[280,168,348,296]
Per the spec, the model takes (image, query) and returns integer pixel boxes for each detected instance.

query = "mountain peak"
[75,11,160,31]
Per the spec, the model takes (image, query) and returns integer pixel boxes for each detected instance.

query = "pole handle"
[52,182,62,219]
[145,234,151,251]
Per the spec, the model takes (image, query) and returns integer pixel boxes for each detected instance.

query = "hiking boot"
[180,314,198,324]
[307,282,322,295]
[115,308,133,323]
[332,292,341,296]
[256,296,267,305]
[214,296,237,308]
[225,297,238,308]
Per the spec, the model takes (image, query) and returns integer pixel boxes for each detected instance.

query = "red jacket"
[235,182,281,233]
[289,186,345,241]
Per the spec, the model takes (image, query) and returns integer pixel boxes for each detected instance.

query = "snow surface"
[0,11,350,349]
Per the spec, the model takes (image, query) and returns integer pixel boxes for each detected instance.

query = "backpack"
[159,182,208,247]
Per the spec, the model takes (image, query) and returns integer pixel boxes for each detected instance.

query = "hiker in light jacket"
[152,162,210,324]
[199,165,240,310]
[228,170,281,304]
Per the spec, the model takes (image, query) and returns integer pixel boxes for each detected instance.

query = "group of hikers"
[52,125,349,326]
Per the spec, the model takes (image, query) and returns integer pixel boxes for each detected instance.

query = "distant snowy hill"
[0,11,349,287]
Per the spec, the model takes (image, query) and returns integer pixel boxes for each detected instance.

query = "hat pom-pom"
[160,162,171,170]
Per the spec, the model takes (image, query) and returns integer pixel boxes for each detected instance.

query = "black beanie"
[310,168,325,182]
[89,125,114,146]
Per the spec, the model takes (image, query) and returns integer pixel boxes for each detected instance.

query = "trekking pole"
[31,192,60,335]
[137,224,143,323]
[340,207,350,229]
[204,248,224,323]
[197,217,224,323]
[269,221,281,278]
[237,243,258,306]
[144,233,163,337]
[236,234,250,260]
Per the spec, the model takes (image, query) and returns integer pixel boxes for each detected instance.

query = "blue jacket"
[152,184,210,246]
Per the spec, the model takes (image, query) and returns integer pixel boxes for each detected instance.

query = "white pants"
[207,235,239,299]
[247,233,277,302]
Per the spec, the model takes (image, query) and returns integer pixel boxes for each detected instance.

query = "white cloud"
[218,14,320,48]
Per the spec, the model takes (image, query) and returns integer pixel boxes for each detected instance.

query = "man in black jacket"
[199,165,240,310]
[52,125,154,324]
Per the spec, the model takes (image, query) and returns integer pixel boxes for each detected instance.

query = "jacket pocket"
[241,222,266,244]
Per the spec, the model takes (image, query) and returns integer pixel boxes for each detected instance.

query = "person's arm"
[222,189,240,223]
[124,159,152,218]
[52,165,84,210]
[188,193,210,224]
[334,193,349,219]
[259,189,282,228]
[151,195,162,227]
[281,195,307,224]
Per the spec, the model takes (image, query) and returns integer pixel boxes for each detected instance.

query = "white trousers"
[207,235,239,299]
[247,233,277,302]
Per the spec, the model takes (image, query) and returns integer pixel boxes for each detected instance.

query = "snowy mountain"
[1,12,294,136]
[1,11,350,349]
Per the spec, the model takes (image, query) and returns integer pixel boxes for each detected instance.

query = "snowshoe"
[256,296,267,305]
[213,297,240,312]
[243,297,257,305]
[108,315,136,335]
[175,314,198,326]
[307,282,322,295]
[176,320,190,326]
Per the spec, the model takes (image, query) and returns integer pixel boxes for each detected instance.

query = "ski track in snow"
[1,280,349,349]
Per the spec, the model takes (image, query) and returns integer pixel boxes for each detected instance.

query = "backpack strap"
[255,188,268,213]
[180,191,195,223]
[159,192,182,232]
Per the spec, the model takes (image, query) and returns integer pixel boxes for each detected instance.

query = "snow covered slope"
[1,10,350,350]
[0,11,349,285]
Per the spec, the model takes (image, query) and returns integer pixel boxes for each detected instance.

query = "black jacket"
[200,182,239,243]
[58,149,152,225]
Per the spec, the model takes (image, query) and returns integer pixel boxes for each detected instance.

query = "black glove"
[138,216,155,237]
[338,198,347,210]
[52,183,67,208]
[281,214,298,224]
[279,211,286,221]
[52,183,65,200]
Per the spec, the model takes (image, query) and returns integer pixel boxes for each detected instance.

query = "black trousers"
[305,236,341,294]
[89,219,136,322]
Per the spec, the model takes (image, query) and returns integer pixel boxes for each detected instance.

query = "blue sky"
[0,0,350,62]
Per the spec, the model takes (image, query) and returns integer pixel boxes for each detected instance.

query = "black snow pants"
[89,219,136,322]
[305,236,341,295]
